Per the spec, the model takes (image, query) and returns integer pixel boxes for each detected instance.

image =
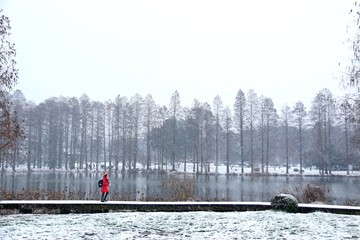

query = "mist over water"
[1,172,360,204]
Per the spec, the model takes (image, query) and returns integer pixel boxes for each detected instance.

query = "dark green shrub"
[270,194,298,213]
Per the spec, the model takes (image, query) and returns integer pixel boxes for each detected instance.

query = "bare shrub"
[344,199,360,206]
[0,189,96,200]
[302,184,326,203]
[284,183,326,203]
[160,176,195,201]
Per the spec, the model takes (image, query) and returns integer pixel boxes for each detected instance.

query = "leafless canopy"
[0,10,22,151]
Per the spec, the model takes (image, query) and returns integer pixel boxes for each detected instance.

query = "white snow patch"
[7,163,360,177]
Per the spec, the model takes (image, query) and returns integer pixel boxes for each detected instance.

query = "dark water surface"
[1,172,359,204]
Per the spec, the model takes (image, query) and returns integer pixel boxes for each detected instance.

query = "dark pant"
[101,192,109,202]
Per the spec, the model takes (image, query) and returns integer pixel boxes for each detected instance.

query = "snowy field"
[1,211,359,240]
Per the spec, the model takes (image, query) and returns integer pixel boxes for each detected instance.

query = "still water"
[1,172,360,204]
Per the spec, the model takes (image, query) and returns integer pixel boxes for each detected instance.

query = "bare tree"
[144,94,156,170]
[212,95,223,174]
[234,89,246,173]
[182,107,190,172]
[63,99,71,170]
[259,96,266,173]
[346,2,360,89]
[130,94,143,170]
[113,95,122,172]
[190,99,202,173]
[80,94,91,171]
[264,97,277,173]
[24,100,36,171]
[343,2,360,151]
[44,98,59,170]
[9,90,26,170]
[169,90,181,171]
[339,98,352,175]
[154,105,168,170]
[105,100,114,171]
[202,102,214,174]
[0,10,22,156]
[69,97,80,170]
[121,97,129,172]
[223,106,232,174]
[293,101,307,174]
[281,105,292,174]
[93,101,105,171]
[310,89,335,174]
[246,89,258,174]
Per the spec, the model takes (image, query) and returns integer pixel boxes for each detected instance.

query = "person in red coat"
[101,172,110,202]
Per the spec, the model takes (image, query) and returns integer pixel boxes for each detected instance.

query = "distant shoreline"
[2,166,360,178]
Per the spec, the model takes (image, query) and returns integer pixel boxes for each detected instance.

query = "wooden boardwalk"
[1,200,360,215]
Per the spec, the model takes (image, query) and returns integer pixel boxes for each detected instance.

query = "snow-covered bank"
[1,200,360,215]
[6,163,360,177]
[1,211,359,239]
[176,163,360,177]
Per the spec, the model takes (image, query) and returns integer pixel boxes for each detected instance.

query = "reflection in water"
[1,172,360,204]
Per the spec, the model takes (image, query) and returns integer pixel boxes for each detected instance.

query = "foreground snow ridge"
[2,211,360,239]
[1,200,360,215]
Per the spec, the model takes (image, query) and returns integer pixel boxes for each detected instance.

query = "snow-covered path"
[1,200,360,215]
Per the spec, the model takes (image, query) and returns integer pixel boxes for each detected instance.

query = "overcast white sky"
[0,0,354,110]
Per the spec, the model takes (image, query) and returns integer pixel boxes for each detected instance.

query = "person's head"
[103,172,108,177]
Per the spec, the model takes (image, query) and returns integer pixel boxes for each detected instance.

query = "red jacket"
[101,175,109,193]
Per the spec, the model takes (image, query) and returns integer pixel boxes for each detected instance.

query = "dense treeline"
[1,6,360,176]
[1,88,358,175]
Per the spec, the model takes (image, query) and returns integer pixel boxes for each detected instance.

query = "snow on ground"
[8,163,360,177]
[177,163,360,176]
[0,200,272,205]
[0,210,359,240]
